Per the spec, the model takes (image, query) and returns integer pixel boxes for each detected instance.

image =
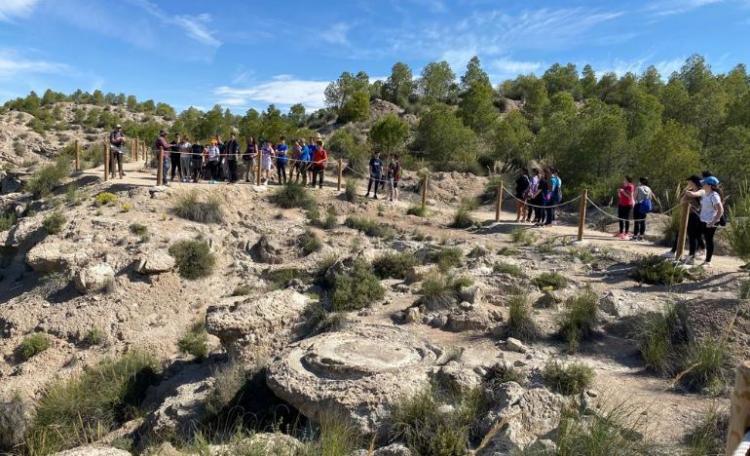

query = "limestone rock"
[445,306,493,332]
[599,290,646,318]
[0,172,21,194]
[351,443,412,455]
[433,361,483,392]
[0,393,34,450]
[210,433,304,455]
[136,250,176,274]
[404,307,421,323]
[267,324,441,434]
[52,446,132,456]
[249,235,283,264]
[141,373,215,440]
[26,240,88,273]
[205,289,309,363]
[74,263,115,294]
[1,213,44,248]
[404,265,434,284]
[505,337,528,354]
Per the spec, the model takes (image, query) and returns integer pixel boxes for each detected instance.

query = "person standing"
[297,140,312,185]
[537,169,553,227]
[243,137,258,183]
[632,177,653,241]
[687,176,724,266]
[276,136,289,184]
[366,151,384,199]
[155,130,172,186]
[206,139,220,183]
[169,134,182,182]
[311,139,328,189]
[291,140,303,183]
[387,155,401,202]
[109,124,125,179]
[224,132,240,184]
[190,141,203,183]
[515,168,530,223]
[178,136,192,183]
[526,168,541,223]
[616,176,635,239]
[260,140,274,185]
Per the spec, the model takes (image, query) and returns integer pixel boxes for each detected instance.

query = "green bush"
[178,322,209,361]
[558,289,599,352]
[542,361,595,395]
[264,268,304,290]
[428,246,463,272]
[17,332,51,361]
[329,258,385,311]
[679,340,728,394]
[373,252,417,279]
[271,182,314,210]
[26,351,158,455]
[27,158,70,199]
[506,294,539,342]
[684,405,728,456]
[94,191,118,206]
[483,363,526,390]
[637,305,685,374]
[344,216,395,239]
[510,227,536,245]
[42,212,66,234]
[407,205,428,217]
[299,229,323,256]
[532,271,568,290]
[129,223,149,241]
[0,211,18,231]
[173,191,224,223]
[168,239,216,280]
[83,328,105,346]
[493,261,524,277]
[343,178,358,203]
[741,280,750,300]
[632,255,686,285]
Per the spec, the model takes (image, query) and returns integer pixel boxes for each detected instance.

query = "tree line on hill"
[3,54,750,201]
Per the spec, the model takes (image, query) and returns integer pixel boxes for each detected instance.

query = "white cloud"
[214,77,331,110]
[322,22,351,46]
[173,14,221,47]
[597,56,685,77]
[491,58,543,75]
[0,49,71,79]
[0,0,39,22]
[647,0,725,16]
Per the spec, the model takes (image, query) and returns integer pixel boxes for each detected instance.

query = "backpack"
[640,198,652,213]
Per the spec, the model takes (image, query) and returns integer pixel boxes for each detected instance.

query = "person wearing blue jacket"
[276,136,289,184]
[297,140,312,185]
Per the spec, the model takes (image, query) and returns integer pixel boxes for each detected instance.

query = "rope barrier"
[585,196,683,223]
[500,186,582,209]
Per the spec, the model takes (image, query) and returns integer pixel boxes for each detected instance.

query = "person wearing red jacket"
[311,139,328,189]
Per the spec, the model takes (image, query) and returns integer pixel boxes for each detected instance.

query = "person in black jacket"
[365,152,383,199]
[224,132,240,183]
[515,168,530,222]
[109,124,125,179]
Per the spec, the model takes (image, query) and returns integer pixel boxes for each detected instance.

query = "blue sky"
[1,0,749,113]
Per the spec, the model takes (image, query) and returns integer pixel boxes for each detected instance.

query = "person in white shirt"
[687,175,723,266]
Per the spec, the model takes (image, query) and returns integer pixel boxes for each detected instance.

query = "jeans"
[162,156,171,185]
[243,159,254,182]
[170,152,181,181]
[180,156,192,181]
[544,198,556,225]
[277,160,288,184]
[633,207,647,236]
[228,159,238,182]
[207,161,219,181]
[110,150,123,177]
[618,205,632,233]
[191,159,202,182]
[312,166,324,188]
[367,174,382,197]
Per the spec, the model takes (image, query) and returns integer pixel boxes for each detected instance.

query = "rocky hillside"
[0,158,746,455]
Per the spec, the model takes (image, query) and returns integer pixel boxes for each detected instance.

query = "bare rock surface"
[209,433,304,455]
[52,446,132,456]
[267,324,442,434]
[136,250,175,275]
[74,262,115,294]
[26,240,90,273]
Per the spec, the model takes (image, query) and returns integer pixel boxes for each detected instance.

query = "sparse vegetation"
[83,328,105,346]
[632,255,686,285]
[407,205,428,217]
[174,191,224,223]
[42,211,66,234]
[271,182,315,210]
[26,157,70,199]
[428,246,463,272]
[373,252,417,279]
[483,363,526,389]
[94,191,118,206]
[741,280,750,300]
[450,199,477,229]
[557,289,599,352]
[168,239,216,280]
[328,258,385,311]
[506,293,539,342]
[532,271,568,290]
[684,405,728,456]
[542,361,595,395]
[493,261,524,277]
[17,332,51,361]
[231,284,253,296]
[264,268,304,290]
[344,178,358,203]
[299,229,323,256]
[510,228,536,246]
[25,351,158,455]
[679,339,728,394]
[344,216,395,239]
[178,321,209,361]
[419,271,472,308]
[129,222,149,241]
[637,305,685,374]
[0,211,17,231]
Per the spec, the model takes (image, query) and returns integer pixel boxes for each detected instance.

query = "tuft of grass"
[450,199,477,229]
[0,211,18,231]
[94,191,118,206]
[231,284,253,296]
[428,246,463,272]
[344,216,395,239]
[637,305,685,375]
[558,289,599,353]
[271,182,314,210]
[373,252,418,279]
[532,271,568,290]
[632,255,686,285]
[344,178,358,203]
[17,332,51,361]
[510,227,536,246]
[120,202,132,213]
[506,293,539,342]
[83,328,105,347]
[264,268,304,290]
[25,351,158,455]
[174,191,224,223]
[483,363,526,390]
[168,239,216,280]
[678,340,728,394]
[26,157,70,199]
[418,271,472,309]
[739,280,750,300]
[497,246,520,256]
[493,261,524,278]
[299,229,323,256]
[407,205,428,217]
[203,362,247,419]
[684,405,728,456]
[542,361,595,395]
[178,321,209,361]
[42,211,66,234]
[129,222,149,242]
[329,258,385,312]
[311,413,363,456]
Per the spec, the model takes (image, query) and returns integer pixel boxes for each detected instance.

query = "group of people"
[513,167,563,226]
[365,151,402,201]
[148,130,329,187]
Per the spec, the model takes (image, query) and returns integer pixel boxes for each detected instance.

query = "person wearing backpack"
[632,177,653,241]
[109,124,125,179]
[515,168,530,223]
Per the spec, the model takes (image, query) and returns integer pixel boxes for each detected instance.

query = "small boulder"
[52,446,132,456]
[505,337,528,354]
[136,250,175,275]
[458,284,483,304]
[211,433,304,455]
[26,240,86,273]
[404,307,421,323]
[249,235,284,264]
[74,263,115,294]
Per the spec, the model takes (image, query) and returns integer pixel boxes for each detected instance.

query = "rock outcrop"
[136,250,175,275]
[26,240,89,273]
[52,446,132,456]
[74,263,115,294]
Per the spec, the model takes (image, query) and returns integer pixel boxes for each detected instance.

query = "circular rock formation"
[267,324,442,434]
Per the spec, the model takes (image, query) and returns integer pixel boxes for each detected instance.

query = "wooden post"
[337,159,343,191]
[726,361,750,455]
[134,139,139,162]
[577,189,588,242]
[74,140,80,172]
[674,200,690,260]
[421,175,428,211]
[157,150,164,186]
[103,140,109,181]
[256,152,262,184]
[494,180,503,222]
[130,139,135,161]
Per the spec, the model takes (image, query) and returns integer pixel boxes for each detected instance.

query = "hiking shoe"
[684,255,695,265]
[614,232,623,237]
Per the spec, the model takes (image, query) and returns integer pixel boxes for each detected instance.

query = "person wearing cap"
[109,124,125,179]
[668,175,705,258]
[687,175,724,266]
[311,138,328,189]
[154,130,172,186]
